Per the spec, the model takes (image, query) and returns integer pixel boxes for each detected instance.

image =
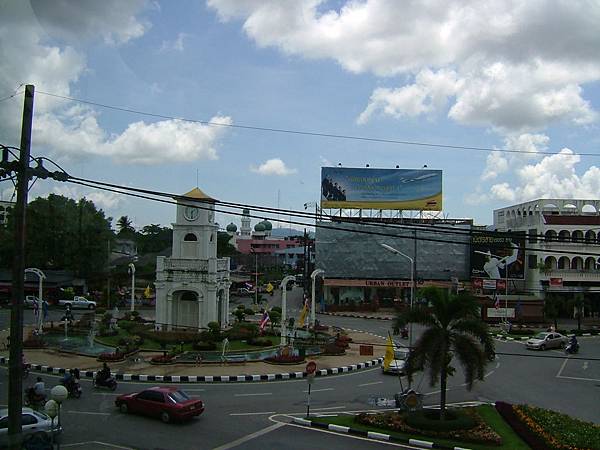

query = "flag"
[259,311,270,331]
[494,293,500,309]
[383,334,395,371]
[298,296,310,327]
[266,283,274,293]
[144,285,152,299]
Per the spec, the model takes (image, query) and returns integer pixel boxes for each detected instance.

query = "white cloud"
[481,151,509,181]
[250,158,297,175]
[160,32,188,52]
[208,0,600,132]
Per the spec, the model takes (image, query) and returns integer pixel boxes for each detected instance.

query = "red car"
[115,387,204,423]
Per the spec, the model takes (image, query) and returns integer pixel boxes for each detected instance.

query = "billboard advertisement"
[320,167,442,210]
[471,232,525,280]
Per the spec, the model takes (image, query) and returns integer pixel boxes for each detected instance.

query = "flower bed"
[97,351,126,362]
[263,354,305,365]
[356,408,502,446]
[150,354,175,365]
[498,401,600,450]
[23,337,47,349]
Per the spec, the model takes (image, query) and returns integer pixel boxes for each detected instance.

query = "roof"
[180,187,215,202]
[543,215,600,225]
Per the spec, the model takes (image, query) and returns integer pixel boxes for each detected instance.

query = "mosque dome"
[254,222,266,232]
[262,220,272,231]
[226,222,237,232]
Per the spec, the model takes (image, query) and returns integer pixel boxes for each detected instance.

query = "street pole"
[280,275,295,346]
[255,251,258,306]
[8,84,34,450]
[310,269,324,328]
[128,263,135,312]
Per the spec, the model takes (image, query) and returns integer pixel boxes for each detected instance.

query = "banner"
[321,167,442,210]
[471,232,525,280]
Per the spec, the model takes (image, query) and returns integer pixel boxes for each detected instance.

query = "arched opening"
[571,257,583,270]
[585,230,596,243]
[180,291,198,301]
[172,290,201,331]
[545,230,557,242]
[582,204,597,214]
[184,233,197,241]
[558,230,570,242]
[545,256,557,270]
[585,257,596,270]
[558,256,570,270]
[572,230,584,243]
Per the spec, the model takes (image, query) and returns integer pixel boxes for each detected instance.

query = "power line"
[35,90,598,158]
[0,84,24,103]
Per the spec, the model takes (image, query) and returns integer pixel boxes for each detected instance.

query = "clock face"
[184,206,199,221]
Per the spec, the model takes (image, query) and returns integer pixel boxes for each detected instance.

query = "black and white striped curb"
[1,356,383,383]
[318,312,394,320]
[292,417,471,450]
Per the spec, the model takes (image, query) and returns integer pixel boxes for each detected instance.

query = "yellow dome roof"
[179,187,216,202]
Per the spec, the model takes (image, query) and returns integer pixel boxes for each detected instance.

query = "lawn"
[312,405,530,450]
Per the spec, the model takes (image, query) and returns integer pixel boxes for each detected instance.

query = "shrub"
[101,312,112,325]
[264,354,304,364]
[117,320,138,332]
[131,310,140,317]
[98,351,124,362]
[95,307,106,315]
[405,409,476,431]
[271,306,282,314]
[495,402,548,450]
[244,308,255,316]
[23,337,46,349]
[137,329,200,345]
[247,337,273,346]
[226,323,258,340]
[150,354,174,364]
[236,304,245,310]
[192,341,217,351]
[322,343,345,355]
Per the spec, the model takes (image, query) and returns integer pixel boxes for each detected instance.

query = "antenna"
[196,169,199,187]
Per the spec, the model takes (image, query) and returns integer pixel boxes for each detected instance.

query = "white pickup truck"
[58,296,96,310]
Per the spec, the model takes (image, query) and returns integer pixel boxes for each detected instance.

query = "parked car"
[382,347,410,375]
[525,332,568,350]
[115,387,204,423]
[58,296,96,310]
[234,287,255,297]
[0,407,62,447]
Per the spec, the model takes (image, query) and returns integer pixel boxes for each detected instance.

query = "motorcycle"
[565,341,579,354]
[94,375,117,391]
[23,387,46,409]
[60,379,82,398]
[400,328,409,340]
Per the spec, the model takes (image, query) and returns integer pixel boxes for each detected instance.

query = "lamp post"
[25,268,45,333]
[44,399,58,449]
[50,384,68,449]
[310,269,325,328]
[280,275,296,346]
[380,243,415,386]
[128,263,136,312]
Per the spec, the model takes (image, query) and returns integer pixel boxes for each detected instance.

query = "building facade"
[494,199,600,314]
[155,188,231,331]
[0,201,14,226]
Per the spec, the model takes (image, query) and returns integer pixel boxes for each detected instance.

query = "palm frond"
[451,333,486,390]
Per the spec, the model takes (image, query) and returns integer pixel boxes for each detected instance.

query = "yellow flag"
[266,283,274,293]
[144,285,152,299]
[383,335,394,370]
[298,304,308,327]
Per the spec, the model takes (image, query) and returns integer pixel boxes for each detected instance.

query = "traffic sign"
[305,360,317,375]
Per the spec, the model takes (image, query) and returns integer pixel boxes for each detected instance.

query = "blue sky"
[1,0,600,231]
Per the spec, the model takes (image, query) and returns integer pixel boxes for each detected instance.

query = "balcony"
[542,269,600,281]
[217,257,230,272]
[163,258,209,272]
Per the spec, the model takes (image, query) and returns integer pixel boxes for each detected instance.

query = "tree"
[20,195,113,277]
[569,293,587,331]
[269,310,281,332]
[137,224,172,253]
[543,293,563,331]
[217,231,237,257]
[116,215,135,236]
[398,286,495,421]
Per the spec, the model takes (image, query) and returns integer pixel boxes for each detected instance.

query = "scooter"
[60,379,82,398]
[565,341,579,354]
[23,387,46,409]
[94,375,117,391]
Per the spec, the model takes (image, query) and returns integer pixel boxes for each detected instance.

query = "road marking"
[283,421,406,447]
[62,441,135,449]
[212,421,287,450]
[557,375,600,382]
[583,362,589,370]
[234,392,272,397]
[303,388,334,393]
[556,356,570,378]
[65,411,111,416]
[316,413,338,417]
[92,393,121,396]
[310,405,346,411]
[358,381,383,387]
[230,411,277,416]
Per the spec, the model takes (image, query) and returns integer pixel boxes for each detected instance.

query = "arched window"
[184,233,197,242]
[558,256,570,270]
[545,230,557,242]
[545,256,557,270]
[571,257,583,270]
[180,291,198,301]
[585,257,596,270]
[585,230,596,243]
[558,230,570,242]
[572,230,584,243]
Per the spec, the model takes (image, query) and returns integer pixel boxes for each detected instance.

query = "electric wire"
[35,90,598,158]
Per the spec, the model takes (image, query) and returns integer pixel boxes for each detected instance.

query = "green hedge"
[405,409,476,432]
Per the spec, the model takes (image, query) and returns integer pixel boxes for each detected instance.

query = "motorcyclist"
[569,335,579,349]
[32,377,46,401]
[97,362,111,385]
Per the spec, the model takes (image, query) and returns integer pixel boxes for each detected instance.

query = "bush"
[98,351,124,362]
[117,320,138,332]
[150,354,174,364]
[137,329,200,345]
[405,409,476,431]
[271,306,282,314]
[95,307,106,315]
[322,343,345,355]
[247,337,273,346]
[226,323,259,340]
[264,354,305,364]
[495,402,548,450]
[244,308,255,316]
[192,341,217,351]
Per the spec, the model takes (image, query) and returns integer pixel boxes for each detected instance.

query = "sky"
[1,0,600,231]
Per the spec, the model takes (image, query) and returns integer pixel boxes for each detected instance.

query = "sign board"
[305,361,317,375]
[359,345,374,356]
[549,277,563,287]
[321,167,442,210]
[487,308,515,318]
[471,232,525,280]
[482,279,497,290]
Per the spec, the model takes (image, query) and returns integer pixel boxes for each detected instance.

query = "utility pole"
[8,84,34,449]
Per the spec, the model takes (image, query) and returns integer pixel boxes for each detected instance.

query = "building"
[494,199,600,315]
[0,200,14,226]
[154,188,231,331]
[315,218,471,311]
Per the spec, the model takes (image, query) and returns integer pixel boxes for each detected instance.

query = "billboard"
[471,232,525,280]
[320,167,442,210]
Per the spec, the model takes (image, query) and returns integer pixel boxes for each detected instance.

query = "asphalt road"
[1,298,599,449]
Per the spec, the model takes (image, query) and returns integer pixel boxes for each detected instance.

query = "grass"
[312,405,530,450]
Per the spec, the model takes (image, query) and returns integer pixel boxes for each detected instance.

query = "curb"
[318,312,394,321]
[293,417,471,449]
[1,356,383,384]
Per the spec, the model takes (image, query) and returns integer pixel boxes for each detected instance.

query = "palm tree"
[398,286,495,420]
[569,293,587,331]
[116,215,135,235]
[543,293,563,331]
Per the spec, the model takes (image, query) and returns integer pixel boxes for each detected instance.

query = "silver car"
[383,347,410,375]
[0,408,62,447]
[525,332,568,350]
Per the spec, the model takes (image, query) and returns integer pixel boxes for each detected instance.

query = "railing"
[163,258,208,272]
[217,258,229,272]
[544,269,600,280]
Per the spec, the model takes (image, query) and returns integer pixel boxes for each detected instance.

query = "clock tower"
[154,187,231,331]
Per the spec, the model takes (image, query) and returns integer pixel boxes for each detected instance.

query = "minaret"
[240,208,251,238]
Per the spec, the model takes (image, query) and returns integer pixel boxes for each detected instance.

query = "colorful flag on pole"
[298,296,310,327]
[144,285,152,299]
[259,311,270,332]
[383,334,395,371]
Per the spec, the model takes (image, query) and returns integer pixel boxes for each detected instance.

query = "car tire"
[560,341,565,349]
[540,344,546,350]
[160,411,171,423]
[110,382,117,391]
[64,303,71,309]
[119,402,128,414]
[88,304,95,310]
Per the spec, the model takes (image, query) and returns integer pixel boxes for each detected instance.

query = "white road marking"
[234,392,272,397]
[358,381,383,387]
[557,374,600,382]
[62,441,135,449]
[583,362,589,370]
[65,411,111,416]
[556,356,570,378]
[92,393,121,396]
[230,411,277,416]
[316,414,338,417]
[303,388,334,393]
[310,405,346,411]
[212,421,287,450]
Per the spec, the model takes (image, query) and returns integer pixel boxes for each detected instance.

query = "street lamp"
[280,275,296,346]
[251,249,258,305]
[128,263,136,312]
[310,269,325,328]
[25,268,45,333]
[44,400,58,449]
[380,243,415,384]
[50,384,68,449]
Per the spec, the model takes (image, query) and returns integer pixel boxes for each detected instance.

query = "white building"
[494,199,600,310]
[0,201,14,226]
[155,188,231,331]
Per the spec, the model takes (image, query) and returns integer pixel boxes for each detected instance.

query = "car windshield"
[533,332,549,340]
[394,349,409,360]
[167,390,191,403]
[31,410,49,420]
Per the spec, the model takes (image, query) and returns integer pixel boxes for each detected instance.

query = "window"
[528,255,537,269]
[528,229,537,243]
[22,414,37,426]
[184,233,197,242]
[138,390,165,402]
[0,417,7,429]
